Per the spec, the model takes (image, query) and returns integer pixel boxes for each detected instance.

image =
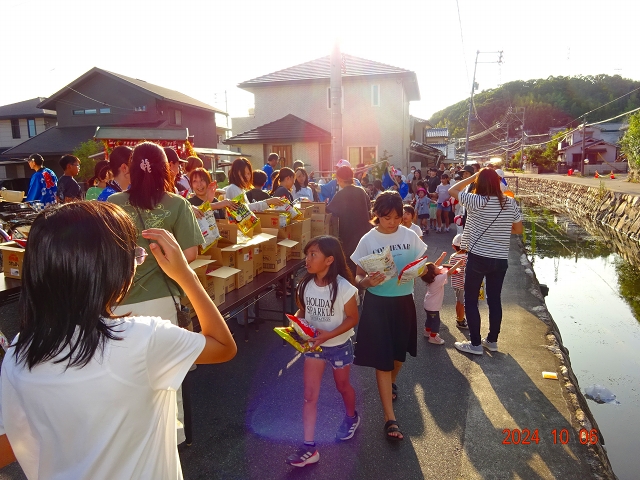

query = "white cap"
[452,234,462,247]
[336,159,351,168]
[394,169,403,176]
[495,169,505,178]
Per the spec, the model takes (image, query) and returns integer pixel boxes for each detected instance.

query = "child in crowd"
[415,188,431,235]
[429,193,438,231]
[351,191,427,441]
[246,170,271,203]
[271,167,295,202]
[450,234,469,329]
[435,173,452,232]
[286,236,360,467]
[402,205,424,238]
[0,202,236,478]
[85,160,112,201]
[421,252,465,345]
[57,155,83,203]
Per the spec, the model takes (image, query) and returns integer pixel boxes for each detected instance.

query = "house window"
[27,119,36,138]
[371,85,380,107]
[73,110,85,115]
[326,87,344,109]
[99,108,111,114]
[348,146,377,166]
[134,106,146,112]
[10,119,20,139]
[170,109,182,125]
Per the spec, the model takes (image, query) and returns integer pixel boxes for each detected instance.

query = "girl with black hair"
[224,158,282,211]
[292,168,314,201]
[85,160,112,200]
[0,202,236,479]
[350,191,427,441]
[285,236,360,468]
[270,167,295,202]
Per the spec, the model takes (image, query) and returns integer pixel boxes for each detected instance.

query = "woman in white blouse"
[224,158,283,210]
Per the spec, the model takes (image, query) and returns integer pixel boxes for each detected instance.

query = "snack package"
[286,314,318,339]
[226,193,259,234]
[397,256,429,285]
[357,246,398,284]
[272,197,303,222]
[274,327,321,353]
[196,202,221,253]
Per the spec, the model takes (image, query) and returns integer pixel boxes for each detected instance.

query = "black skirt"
[354,292,417,371]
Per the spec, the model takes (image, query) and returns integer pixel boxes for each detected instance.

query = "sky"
[1,0,637,124]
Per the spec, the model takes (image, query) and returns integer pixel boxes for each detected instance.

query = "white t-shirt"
[407,223,423,237]
[423,270,449,311]
[302,275,358,347]
[351,225,427,297]
[292,186,314,201]
[224,183,269,212]
[0,317,205,480]
[435,184,451,203]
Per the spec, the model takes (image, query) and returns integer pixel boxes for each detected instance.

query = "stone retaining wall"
[516,177,640,267]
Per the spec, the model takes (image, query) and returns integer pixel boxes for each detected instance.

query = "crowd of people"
[0,145,522,477]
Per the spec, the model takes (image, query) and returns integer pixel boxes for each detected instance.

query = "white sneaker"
[481,338,499,352]
[445,227,450,232]
[454,341,483,355]
[428,334,445,345]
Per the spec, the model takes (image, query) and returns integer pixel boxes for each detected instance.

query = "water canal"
[521,200,640,480]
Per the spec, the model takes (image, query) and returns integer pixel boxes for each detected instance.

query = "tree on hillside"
[620,112,640,182]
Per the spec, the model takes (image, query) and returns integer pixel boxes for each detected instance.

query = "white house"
[226,54,420,173]
[0,98,56,156]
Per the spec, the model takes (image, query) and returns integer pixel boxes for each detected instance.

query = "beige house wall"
[227,142,321,173]
[231,76,412,171]
[0,117,55,150]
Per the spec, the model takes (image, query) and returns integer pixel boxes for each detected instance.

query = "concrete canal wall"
[517,176,640,268]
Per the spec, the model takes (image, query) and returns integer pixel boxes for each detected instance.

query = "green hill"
[429,75,640,149]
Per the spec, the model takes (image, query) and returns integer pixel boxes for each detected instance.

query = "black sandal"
[392,383,398,402]
[384,420,403,441]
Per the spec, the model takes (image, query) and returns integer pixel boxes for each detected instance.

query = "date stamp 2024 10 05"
[502,428,599,445]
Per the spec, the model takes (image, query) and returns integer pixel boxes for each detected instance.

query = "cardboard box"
[309,202,327,215]
[261,228,298,272]
[220,244,254,289]
[188,258,216,286]
[290,231,310,259]
[245,233,276,278]
[208,266,241,295]
[298,203,315,219]
[216,219,260,245]
[289,218,311,241]
[311,213,332,237]
[255,212,291,240]
[0,242,25,279]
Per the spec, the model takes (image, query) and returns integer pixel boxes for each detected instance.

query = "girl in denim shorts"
[285,236,360,468]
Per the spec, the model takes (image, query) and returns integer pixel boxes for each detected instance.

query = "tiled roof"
[0,98,56,120]
[239,54,420,101]
[38,68,226,114]
[0,126,97,158]
[224,114,330,145]
[410,141,446,156]
[426,128,449,138]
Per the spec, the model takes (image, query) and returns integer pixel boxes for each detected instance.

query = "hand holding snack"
[310,329,333,348]
[192,205,204,219]
[266,197,284,207]
[218,200,238,211]
[366,271,386,287]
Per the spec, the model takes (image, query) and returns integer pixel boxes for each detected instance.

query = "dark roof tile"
[224,114,330,144]
[0,98,56,120]
[0,126,97,158]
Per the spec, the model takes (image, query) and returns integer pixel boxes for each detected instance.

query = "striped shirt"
[449,251,467,289]
[459,192,522,259]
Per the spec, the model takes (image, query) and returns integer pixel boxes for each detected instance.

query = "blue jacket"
[318,178,362,202]
[263,163,274,190]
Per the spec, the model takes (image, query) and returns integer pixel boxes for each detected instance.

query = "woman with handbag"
[448,169,523,356]
[109,142,205,445]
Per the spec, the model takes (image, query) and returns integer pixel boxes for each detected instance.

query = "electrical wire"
[67,87,139,111]
[455,0,470,85]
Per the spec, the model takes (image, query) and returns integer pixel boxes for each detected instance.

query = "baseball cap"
[164,147,187,163]
[495,169,505,178]
[462,165,475,175]
[452,234,462,247]
[336,159,351,168]
[394,169,403,176]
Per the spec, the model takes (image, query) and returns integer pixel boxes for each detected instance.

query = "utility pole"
[463,50,503,164]
[330,42,343,172]
[581,117,587,176]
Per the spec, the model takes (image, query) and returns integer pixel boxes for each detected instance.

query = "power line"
[67,87,139,112]
[455,0,470,85]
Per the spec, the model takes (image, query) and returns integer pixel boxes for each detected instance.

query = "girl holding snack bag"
[225,158,283,211]
[286,236,360,467]
[351,191,427,441]
[421,253,465,345]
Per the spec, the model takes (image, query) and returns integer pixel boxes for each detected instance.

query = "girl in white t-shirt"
[285,236,359,468]
[421,252,465,345]
[0,202,236,480]
[351,191,427,442]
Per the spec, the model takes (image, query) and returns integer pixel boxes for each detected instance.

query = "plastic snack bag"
[397,256,429,285]
[226,193,259,234]
[357,246,398,284]
[272,197,303,222]
[274,314,322,353]
[196,202,221,253]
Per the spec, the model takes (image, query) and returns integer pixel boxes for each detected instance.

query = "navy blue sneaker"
[286,444,320,467]
[336,411,361,441]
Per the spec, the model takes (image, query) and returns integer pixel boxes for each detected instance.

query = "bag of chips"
[226,193,259,234]
[357,246,398,284]
[397,256,429,285]
[196,202,221,253]
[274,327,322,353]
[271,197,303,222]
